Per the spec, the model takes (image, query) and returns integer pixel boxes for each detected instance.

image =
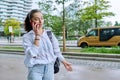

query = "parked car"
[77,26,120,48]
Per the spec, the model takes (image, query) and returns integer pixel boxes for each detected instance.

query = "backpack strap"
[47,30,55,54]
[47,31,60,74]
[47,30,52,43]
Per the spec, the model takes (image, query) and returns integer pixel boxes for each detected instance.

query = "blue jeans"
[28,63,54,80]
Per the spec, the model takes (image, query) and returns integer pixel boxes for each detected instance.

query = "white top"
[22,30,65,67]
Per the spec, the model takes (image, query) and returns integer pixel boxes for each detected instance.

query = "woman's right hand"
[32,22,42,47]
[32,22,42,36]
[62,60,72,71]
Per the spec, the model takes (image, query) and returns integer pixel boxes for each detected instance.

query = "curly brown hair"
[24,9,41,32]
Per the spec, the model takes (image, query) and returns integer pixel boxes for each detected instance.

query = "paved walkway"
[0,38,77,47]
[0,53,120,80]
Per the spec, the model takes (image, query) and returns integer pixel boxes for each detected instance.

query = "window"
[100,28,115,41]
[115,28,120,35]
[86,29,98,37]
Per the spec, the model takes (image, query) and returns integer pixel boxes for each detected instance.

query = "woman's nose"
[39,18,43,23]
[39,20,41,23]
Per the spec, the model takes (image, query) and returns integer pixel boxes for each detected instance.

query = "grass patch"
[0,46,24,51]
[80,47,120,54]
[1,46,120,54]
[60,48,81,52]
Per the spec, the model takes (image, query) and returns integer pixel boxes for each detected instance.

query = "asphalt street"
[0,53,120,80]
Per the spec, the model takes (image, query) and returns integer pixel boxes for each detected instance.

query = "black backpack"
[47,31,60,74]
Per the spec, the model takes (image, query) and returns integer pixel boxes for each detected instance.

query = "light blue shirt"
[22,30,65,67]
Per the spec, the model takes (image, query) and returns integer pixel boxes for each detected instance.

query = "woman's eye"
[34,18,39,21]
[33,17,43,21]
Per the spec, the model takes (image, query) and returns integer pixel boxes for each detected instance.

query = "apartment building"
[0,0,32,23]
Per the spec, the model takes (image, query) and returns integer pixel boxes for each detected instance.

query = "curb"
[0,50,24,55]
[62,52,120,58]
[0,49,120,57]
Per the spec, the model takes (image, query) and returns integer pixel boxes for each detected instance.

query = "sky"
[32,0,120,25]
[104,0,120,24]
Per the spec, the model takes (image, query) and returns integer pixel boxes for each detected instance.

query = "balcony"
[4,0,10,2]
[15,0,24,4]
[0,10,7,13]
[0,2,9,5]
[0,5,8,8]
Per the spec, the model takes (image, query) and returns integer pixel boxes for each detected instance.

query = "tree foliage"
[44,14,63,36]
[38,0,56,14]
[114,21,120,26]
[0,19,3,27]
[37,0,115,39]
[4,18,21,36]
[77,0,115,28]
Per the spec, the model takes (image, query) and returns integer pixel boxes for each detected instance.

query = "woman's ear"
[30,20,32,25]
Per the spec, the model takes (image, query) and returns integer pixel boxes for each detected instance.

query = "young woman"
[23,9,72,80]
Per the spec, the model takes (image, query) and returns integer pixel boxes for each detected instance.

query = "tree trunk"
[62,0,66,52]
[95,18,97,28]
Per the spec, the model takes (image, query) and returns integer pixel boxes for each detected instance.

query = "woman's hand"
[32,22,42,36]
[62,60,72,71]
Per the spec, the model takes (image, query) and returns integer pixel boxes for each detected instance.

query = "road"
[0,53,120,80]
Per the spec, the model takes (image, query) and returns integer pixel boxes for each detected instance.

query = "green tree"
[38,0,80,37]
[38,0,56,14]
[64,0,82,38]
[55,0,71,51]
[114,21,120,26]
[4,18,21,42]
[77,0,115,28]
[0,19,3,27]
[38,0,61,33]
[44,14,63,36]
[50,16,63,36]
[106,21,112,26]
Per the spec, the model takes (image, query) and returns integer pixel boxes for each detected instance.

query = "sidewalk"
[0,38,22,46]
[0,53,120,80]
[0,39,120,62]
[0,38,77,47]
[0,49,120,62]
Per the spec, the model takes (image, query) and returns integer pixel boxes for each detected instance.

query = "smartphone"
[30,21,37,26]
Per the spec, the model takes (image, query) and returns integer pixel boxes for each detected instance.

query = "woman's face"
[30,12,44,28]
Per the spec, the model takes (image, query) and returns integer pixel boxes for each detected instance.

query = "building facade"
[0,0,32,36]
[0,0,32,23]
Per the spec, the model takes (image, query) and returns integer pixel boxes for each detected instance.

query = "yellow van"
[77,26,120,48]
